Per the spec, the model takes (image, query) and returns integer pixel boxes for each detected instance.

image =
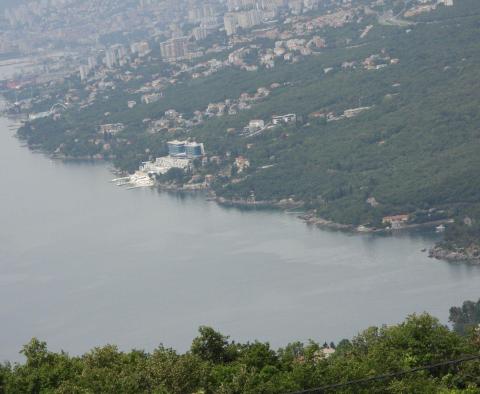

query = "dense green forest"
[13,0,480,248]
[2,309,480,393]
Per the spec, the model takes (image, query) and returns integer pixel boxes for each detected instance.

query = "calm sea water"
[1,71,480,363]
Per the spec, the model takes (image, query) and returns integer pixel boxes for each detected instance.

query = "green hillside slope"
[202,7,480,227]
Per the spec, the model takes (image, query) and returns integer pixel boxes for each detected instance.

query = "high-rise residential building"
[237,9,262,29]
[105,48,117,68]
[224,13,238,36]
[160,37,188,61]
[113,44,128,64]
[260,0,279,10]
[193,27,208,41]
[188,7,203,23]
[79,65,90,81]
[237,11,250,29]
[227,0,256,11]
[187,3,217,23]
[87,56,97,70]
[202,3,216,17]
[288,0,303,14]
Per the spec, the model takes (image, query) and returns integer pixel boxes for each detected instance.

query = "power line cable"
[289,354,480,394]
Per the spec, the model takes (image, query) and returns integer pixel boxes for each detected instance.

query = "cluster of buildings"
[382,214,410,230]
[143,83,283,136]
[138,140,205,178]
[140,156,193,176]
[362,51,399,71]
[145,109,198,134]
[98,123,126,136]
[404,0,453,17]
[224,10,265,36]
[0,0,209,47]
[289,7,355,33]
[0,0,450,78]
[223,0,281,36]
[264,36,326,66]
[222,0,329,36]
[307,106,372,123]
[3,0,415,166]
[138,82,286,139]
[2,0,153,55]
[79,42,147,81]
[242,113,296,136]
[187,3,218,23]
[78,31,210,81]
[204,85,273,118]
[0,0,380,97]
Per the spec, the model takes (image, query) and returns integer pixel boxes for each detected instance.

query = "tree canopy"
[2,312,480,393]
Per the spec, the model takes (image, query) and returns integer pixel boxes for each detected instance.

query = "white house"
[272,113,297,125]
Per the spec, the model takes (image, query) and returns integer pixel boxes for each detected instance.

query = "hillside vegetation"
[200,4,480,227]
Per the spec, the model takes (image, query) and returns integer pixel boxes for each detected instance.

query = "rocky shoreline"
[298,213,455,235]
[215,196,305,210]
[429,245,480,265]
[299,212,354,231]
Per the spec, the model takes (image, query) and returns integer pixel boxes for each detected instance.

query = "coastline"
[429,244,480,265]
[299,212,454,235]
[3,110,474,266]
[215,195,305,210]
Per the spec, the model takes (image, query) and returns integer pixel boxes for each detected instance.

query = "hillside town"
[1,0,406,142]
[0,0,461,236]
[0,0,442,93]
